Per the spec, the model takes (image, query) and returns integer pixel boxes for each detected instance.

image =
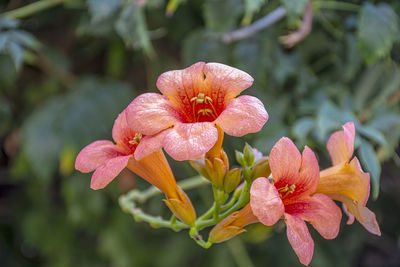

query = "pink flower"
[315,122,381,235]
[75,109,196,225]
[126,62,269,161]
[250,137,342,266]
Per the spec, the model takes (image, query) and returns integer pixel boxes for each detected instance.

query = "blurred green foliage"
[1,0,400,267]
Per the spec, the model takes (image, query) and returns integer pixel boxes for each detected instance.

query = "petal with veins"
[75,140,121,173]
[163,122,218,161]
[126,93,181,135]
[215,95,268,137]
[327,122,355,165]
[285,214,314,266]
[285,194,342,239]
[90,155,131,190]
[250,177,285,226]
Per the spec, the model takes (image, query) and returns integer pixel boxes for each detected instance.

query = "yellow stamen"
[278,184,296,199]
[190,93,218,122]
[129,133,142,145]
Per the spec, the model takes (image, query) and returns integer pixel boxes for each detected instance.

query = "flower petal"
[250,177,284,226]
[317,157,370,210]
[285,194,342,239]
[75,140,120,173]
[134,129,171,161]
[215,95,268,137]
[203,63,254,103]
[163,122,218,161]
[90,155,131,190]
[269,137,302,185]
[343,199,381,236]
[126,93,182,135]
[327,122,355,165]
[285,214,314,266]
[112,109,128,144]
[295,146,320,199]
[156,62,207,114]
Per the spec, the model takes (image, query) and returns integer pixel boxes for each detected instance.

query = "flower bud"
[243,143,255,166]
[190,159,211,180]
[208,204,258,243]
[233,183,244,199]
[223,168,242,193]
[235,151,246,166]
[251,158,271,180]
[164,186,197,226]
[205,158,226,188]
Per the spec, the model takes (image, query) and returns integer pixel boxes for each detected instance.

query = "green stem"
[125,175,209,203]
[198,203,216,221]
[3,0,67,19]
[221,194,238,211]
[313,1,360,12]
[119,195,188,231]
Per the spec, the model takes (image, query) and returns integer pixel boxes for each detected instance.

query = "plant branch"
[3,0,67,19]
[220,6,286,44]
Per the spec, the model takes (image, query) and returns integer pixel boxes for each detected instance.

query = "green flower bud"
[235,151,246,166]
[223,168,242,193]
[243,143,255,166]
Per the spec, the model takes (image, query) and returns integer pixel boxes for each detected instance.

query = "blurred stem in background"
[3,0,67,19]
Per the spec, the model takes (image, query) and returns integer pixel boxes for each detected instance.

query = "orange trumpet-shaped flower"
[208,204,258,243]
[125,62,268,161]
[75,109,196,225]
[315,122,381,236]
[250,138,342,266]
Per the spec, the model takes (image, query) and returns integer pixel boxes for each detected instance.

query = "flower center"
[277,184,296,199]
[190,93,219,122]
[129,133,143,146]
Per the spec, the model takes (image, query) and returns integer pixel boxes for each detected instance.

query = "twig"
[2,0,66,19]
[280,2,313,48]
[220,6,286,44]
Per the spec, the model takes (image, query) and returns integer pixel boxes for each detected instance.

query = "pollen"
[278,184,296,199]
[190,93,218,122]
[129,133,143,145]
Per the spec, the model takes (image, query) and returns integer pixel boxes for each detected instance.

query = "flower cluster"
[75,62,380,266]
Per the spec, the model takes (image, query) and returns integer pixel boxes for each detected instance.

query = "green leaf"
[316,101,342,142]
[281,0,308,27]
[357,3,399,64]
[242,0,268,25]
[22,77,134,180]
[357,125,387,146]
[203,0,243,32]
[115,3,154,56]
[182,30,230,65]
[292,117,314,143]
[358,139,381,199]
[87,0,122,24]
[6,41,23,70]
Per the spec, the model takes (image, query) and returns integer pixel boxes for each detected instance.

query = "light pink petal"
[112,109,134,144]
[163,122,218,161]
[75,140,120,173]
[250,177,285,226]
[203,63,254,103]
[126,93,182,135]
[134,129,171,161]
[215,95,268,137]
[269,137,302,185]
[327,122,355,165]
[286,194,342,240]
[90,155,131,190]
[295,146,320,199]
[285,214,314,266]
